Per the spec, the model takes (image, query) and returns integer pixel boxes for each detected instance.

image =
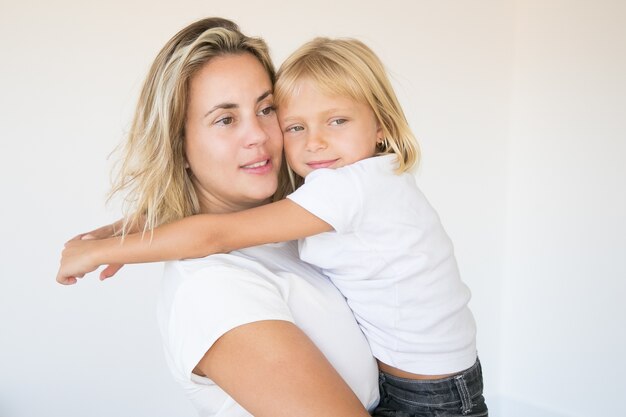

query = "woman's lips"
[241,159,272,174]
[306,159,338,170]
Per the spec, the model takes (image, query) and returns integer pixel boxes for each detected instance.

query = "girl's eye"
[286,125,304,133]
[215,116,234,126]
[330,118,347,126]
[258,105,275,116]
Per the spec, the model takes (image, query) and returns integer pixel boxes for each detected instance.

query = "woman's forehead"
[189,54,273,107]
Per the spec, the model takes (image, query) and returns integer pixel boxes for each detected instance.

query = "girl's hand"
[57,219,131,285]
[56,239,106,285]
[77,222,125,280]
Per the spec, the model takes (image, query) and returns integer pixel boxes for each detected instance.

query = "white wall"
[497,1,626,416]
[0,1,622,416]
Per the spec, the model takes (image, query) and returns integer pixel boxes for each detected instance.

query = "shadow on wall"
[490,396,576,417]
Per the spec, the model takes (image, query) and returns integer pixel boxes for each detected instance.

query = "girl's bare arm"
[56,200,331,284]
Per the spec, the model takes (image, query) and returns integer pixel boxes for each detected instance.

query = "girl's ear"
[376,123,384,141]
[376,123,389,151]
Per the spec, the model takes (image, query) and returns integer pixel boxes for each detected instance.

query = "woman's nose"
[244,117,270,148]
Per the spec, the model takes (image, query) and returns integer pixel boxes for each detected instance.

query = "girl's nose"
[305,131,326,152]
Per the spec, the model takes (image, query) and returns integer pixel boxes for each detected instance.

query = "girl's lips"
[306,159,338,170]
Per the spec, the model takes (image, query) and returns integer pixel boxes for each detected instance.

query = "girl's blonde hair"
[109,18,280,235]
[274,37,420,190]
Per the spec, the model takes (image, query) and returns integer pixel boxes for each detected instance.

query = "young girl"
[58,37,487,416]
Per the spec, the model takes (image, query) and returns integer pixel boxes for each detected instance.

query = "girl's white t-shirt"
[287,154,477,375]
[157,241,380,417]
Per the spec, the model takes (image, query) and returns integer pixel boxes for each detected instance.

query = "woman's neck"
[198,196,271,215]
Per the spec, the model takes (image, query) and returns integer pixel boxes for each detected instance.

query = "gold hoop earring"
[377,137,388,151]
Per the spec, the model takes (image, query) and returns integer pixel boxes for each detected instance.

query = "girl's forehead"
[278,77,362,106]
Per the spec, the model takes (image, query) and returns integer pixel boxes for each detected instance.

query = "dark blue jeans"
[372,359,488,417]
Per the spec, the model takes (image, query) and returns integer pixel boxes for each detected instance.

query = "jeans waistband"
[379,358,483,399]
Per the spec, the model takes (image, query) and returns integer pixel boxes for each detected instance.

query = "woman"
[59,18,379,416]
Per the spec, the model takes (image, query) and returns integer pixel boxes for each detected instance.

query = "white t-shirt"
[287,154,477,375]
[157,240,379,417]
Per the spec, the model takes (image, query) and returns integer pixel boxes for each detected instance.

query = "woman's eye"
[330,118,347,126]
[258,105,275,116]
[215,116,234,126]
[286,125,304,133]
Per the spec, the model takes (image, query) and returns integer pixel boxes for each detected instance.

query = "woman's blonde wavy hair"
[274,37,420,191]
[109,18,282,235]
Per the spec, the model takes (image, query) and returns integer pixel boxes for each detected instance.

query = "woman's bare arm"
[195,320,371,417]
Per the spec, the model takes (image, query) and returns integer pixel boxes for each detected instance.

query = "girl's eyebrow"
[280,107,351,124]
[321,108,349,116]
[203,90,273,119]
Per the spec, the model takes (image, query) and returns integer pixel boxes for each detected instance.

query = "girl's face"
[184,53,283,214]
[279,78,382,178]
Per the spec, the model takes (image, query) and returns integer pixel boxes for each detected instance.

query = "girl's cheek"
[283,142,298,164]
[283,145,293,162]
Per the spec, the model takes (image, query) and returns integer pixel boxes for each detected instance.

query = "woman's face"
[184,53,283,214]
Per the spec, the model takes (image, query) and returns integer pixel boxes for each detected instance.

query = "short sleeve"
[165,264,295,381]
[287,167,363,233]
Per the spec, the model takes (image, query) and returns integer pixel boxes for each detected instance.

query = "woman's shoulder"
[159,248,297,322]
[162,241,316,288]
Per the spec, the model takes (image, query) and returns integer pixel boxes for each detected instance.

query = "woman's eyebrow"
[204,103,237,119]
[257,90,272,103]
[203,91,272,119]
